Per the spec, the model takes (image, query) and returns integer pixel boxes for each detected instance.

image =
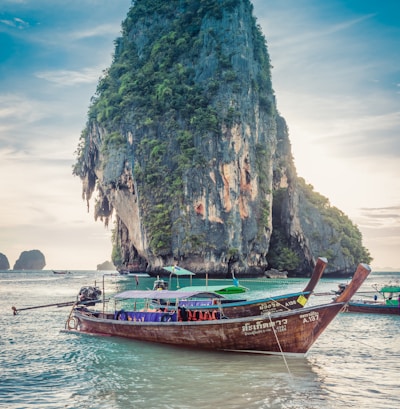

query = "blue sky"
[0,0,399,270]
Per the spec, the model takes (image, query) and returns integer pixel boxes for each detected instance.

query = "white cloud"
[69,24,123,40]
[35,66,103,86]
[0,17,29,29]
[0,94,44,123]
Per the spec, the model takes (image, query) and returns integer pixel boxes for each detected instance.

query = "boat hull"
[74,302,345,355]
[345,302,400,315]
[184,292,313,318]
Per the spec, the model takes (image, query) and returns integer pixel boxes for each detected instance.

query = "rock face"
[265,269,288,279]
[0,253,10,270]
[74,0,371,276]
[97,260,116,271]
[13,250,46,270]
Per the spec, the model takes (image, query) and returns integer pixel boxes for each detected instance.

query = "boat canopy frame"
[162,266,195,288]
[114,289,225,300]
[162,266,248,294]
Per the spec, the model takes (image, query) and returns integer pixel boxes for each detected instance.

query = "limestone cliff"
[97,260,116,271]
[74,0,371,276]
[0,253,10,270]
[13,250,46,270]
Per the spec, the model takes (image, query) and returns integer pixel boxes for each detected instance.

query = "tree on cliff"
[73,0,371,276]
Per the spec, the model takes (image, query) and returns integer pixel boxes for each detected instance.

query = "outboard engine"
[77,286,102,306]
[335,283,347,295]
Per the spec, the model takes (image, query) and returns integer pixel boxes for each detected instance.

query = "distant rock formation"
[0,253,10,270]
[97,260,116,271]
[13,250,46,270]
[265,269,288,279]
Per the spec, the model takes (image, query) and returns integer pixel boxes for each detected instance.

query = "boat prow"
[334,263,371,303]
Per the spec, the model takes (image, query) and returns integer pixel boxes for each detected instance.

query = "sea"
[1,269,399,409]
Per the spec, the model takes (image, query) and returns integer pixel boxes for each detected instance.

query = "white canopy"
[114,289,224,300]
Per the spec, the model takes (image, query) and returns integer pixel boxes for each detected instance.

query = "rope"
[268,313,292,378]
[217,301,227,319]
[65,303,77,330]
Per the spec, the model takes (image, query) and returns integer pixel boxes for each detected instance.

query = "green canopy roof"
[380,285,400,293]
[178,285,248,294]
[163,266,195,276]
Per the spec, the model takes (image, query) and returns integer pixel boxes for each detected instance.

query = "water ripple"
[1,271,400,408]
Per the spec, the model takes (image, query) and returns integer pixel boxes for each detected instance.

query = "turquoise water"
[1,270,399,408]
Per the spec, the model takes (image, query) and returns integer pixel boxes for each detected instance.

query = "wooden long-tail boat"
[344,284,400,315]
[154,257,328,317]
[66,263,370,355]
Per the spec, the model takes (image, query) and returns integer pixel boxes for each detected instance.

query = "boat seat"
[114,310,177,322]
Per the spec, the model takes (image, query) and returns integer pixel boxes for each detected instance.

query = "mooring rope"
[268,313,292,378]
[65,302,79,330]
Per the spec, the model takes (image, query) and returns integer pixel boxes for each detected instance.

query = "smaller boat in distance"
[344,283,400,315]
[155,265,248,294]
[53,270,71,275]
[66,263,371,355]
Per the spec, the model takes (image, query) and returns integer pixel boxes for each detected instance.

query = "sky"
[0,1,399,271]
